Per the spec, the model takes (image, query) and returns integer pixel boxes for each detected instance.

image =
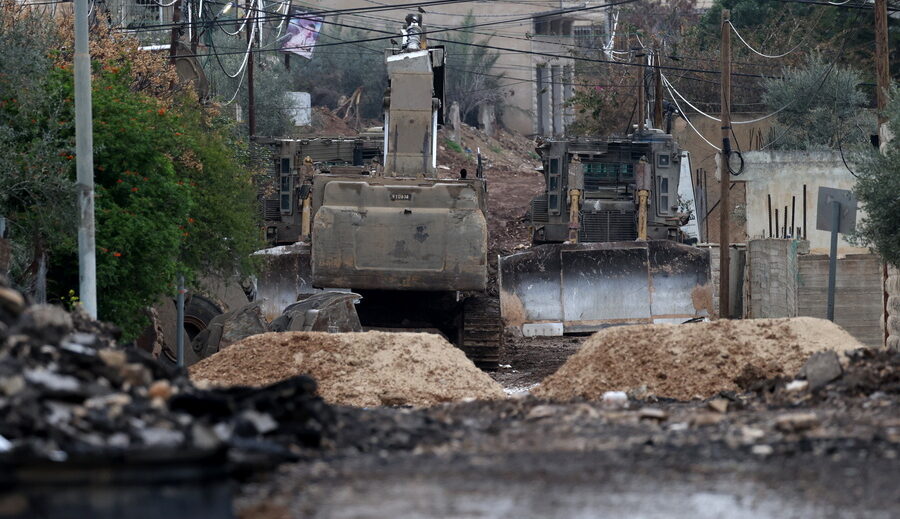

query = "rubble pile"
[756,347,900,404]
[534,317,864,401]
[190,331,506,407]
[0,279,332,462]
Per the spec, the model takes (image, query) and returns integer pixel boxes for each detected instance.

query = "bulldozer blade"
[499,241,712,334]
[253,243,316,321]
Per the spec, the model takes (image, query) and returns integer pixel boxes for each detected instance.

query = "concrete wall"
[887,265,900,351]
[742,238,884,348]
[797,254,884,348]
[741,151,865,253]
[744,239,800,319]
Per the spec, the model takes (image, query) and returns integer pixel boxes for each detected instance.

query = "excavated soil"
[534,317,865,401]
[189,331,505,407]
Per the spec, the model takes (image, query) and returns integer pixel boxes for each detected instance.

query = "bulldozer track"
[462,295,502,370]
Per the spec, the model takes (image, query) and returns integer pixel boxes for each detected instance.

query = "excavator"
[498,129,713,336]
[254,14,501,367]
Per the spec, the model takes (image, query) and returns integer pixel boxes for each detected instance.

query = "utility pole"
[74,0,97,319]
[875,0,890,131]
[637,58,645,132]
[170,0,182,65]
[247,0,257,138]
[718,9,732,319]
[190,0,200,53]
[653,43,663,129]
[875,0,891,344]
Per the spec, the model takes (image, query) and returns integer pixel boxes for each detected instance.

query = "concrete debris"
[0,280,334,465]
[785,380,809,393]
[601,391,628,408]
[751,444,774,456]
[0,288,25,315]
[707,398,729,414]
[525,405,559,421]
[690,412,724,427]
[775,412,820,433]
[801,351,843,391]
[638,408,668,422]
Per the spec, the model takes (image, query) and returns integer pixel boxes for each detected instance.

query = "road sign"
[816,187,857,234]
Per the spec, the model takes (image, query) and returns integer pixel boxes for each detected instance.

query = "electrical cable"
[728,21,803,59]
[760,9,861,150]
[661,73,791,125]
[662,77,721,152]
[209,0,257,78]
[148,0,182,7]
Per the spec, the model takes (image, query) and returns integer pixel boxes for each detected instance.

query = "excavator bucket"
[498,240,713,335]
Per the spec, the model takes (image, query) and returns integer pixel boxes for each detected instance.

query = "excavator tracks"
[461,295,502,370]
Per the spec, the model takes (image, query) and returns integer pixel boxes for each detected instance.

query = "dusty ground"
[235,349,900,518]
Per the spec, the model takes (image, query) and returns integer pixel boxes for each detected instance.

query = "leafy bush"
[762,54,875,150]
[1,11,261,338]
[852,87,900,267]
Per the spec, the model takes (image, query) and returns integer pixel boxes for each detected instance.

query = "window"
[280,173,293,214]
[583,162,634,190]
[573,25,605,49]
[658,177,670,214]
[657,154,670,168]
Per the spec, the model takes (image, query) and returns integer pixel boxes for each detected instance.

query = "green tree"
[0,10,76,290]
[762,54,875,150]
[288,23,388,121]
[853,88,900,267]
[441,13,506,126]
[1,11,261,338]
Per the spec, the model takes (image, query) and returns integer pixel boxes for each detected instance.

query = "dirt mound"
[189,331,505,407]
[534,317,864,401]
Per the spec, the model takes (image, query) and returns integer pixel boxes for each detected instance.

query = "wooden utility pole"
[875,0,890,128]
[653,43,663,129]
[637,62,645,132]
[719,9,732,319]
[170,0,182,65]
[875,0,891,345]
[247,0,257,138]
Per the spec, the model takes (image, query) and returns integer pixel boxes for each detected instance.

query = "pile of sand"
[189,331,505,407]
[534,317,864,401]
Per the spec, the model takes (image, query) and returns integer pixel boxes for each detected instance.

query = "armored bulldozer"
[499,129,713,336]
[255,22,501,367]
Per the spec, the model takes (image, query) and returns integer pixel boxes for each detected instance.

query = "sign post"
[816,187,858,322]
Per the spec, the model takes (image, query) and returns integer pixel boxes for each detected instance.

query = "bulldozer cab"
[500,130,712,336]
[530,130,684,244]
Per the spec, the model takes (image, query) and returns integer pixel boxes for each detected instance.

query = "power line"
[728,21,804,59]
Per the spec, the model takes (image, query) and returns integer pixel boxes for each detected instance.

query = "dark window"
[281,158,291,174]
[657,154,670,167]
[658,177,670,214]
[582,162,634,190]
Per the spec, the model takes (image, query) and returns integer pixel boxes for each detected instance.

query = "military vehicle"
[498,129,712,336]
[256,18,501,367]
